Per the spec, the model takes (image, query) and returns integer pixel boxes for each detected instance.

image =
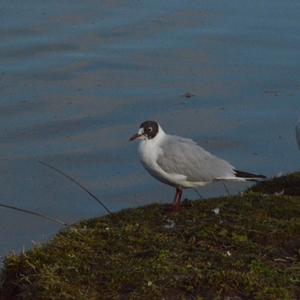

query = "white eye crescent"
[148,127,153,132]
[138,128,144,135]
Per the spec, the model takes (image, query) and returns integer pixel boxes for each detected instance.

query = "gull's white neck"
[138,125,166,172]
[138,124,165,156]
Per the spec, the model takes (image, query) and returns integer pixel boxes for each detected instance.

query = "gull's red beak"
[129,133,141,141]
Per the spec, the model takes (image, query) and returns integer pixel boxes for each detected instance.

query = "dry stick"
[0,203,67,226]
[193,188,203,199]
[222,181,231,196]
[38,160,112,214]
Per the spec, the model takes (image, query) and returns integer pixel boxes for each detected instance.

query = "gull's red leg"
[172,188,179,205]
[172,188,182,212]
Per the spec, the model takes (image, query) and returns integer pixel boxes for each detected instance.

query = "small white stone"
[274,190,285,196]
[164,219,176,229]
[212,207,220,215]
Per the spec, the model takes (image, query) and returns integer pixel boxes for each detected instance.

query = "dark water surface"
[0,0,300,258]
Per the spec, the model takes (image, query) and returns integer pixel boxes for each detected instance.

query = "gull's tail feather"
[234,169,266,182]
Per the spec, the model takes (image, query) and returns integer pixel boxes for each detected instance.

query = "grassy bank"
[0,174,299,300]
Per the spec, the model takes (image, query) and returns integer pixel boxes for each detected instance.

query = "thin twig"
[193,188,203,199]
[222,181,231,196]
[38,160,111,214]
[0,203,67,226]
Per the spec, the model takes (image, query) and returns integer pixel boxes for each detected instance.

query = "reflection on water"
[0,0,300,258]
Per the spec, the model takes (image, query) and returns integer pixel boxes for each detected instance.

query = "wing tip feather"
[233,169,266,181]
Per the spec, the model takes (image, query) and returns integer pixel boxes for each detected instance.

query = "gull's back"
[157,134,235,183]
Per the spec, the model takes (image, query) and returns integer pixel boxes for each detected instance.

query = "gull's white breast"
[138,137,188,188]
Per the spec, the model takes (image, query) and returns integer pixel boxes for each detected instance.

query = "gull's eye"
[148,127,153,132]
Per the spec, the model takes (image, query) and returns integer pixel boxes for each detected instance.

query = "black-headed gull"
[130,120,266,211]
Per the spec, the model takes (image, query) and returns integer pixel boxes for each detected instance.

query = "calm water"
[0,0,300,258]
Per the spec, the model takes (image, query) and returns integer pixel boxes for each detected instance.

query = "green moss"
[1,175,300,300]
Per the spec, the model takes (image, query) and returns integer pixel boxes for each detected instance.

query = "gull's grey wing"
[157,135,235,182]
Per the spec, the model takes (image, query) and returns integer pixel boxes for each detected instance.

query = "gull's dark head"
[129,120,159,141]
